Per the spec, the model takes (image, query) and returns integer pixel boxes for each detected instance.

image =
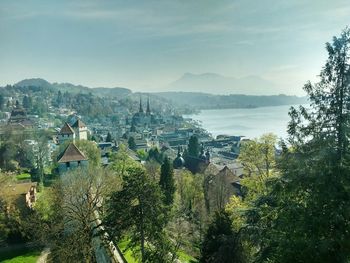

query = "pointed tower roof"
[72,118,86,128]
[58,143,87,163]
[139,97,144,113]
[60,122,75,135]
[146,97,151,114]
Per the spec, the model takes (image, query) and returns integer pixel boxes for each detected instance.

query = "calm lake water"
[185,105,301,139]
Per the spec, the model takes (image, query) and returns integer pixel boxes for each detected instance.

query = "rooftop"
[72,119,86,128]
[58,143,87,163]
[60,122,75,135]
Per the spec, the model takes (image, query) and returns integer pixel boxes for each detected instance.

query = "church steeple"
[139,97,144,113]
[146,97,151,115]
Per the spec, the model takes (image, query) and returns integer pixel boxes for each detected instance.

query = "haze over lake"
[186,105,301,139]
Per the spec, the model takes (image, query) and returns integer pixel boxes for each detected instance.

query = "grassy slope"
[0,247,41,263]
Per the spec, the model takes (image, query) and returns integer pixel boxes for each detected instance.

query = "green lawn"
[15,173,31,181]
[0,247,41,263]
[118,239,137,263]
[118,238,197,263]
[177,250,198,263]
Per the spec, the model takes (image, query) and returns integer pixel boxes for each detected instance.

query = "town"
[0,81,249,262]
[1,1,349,262]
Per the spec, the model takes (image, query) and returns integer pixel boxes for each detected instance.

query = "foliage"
[147,147,164,164]
[245,28,350,263]
[110,144,137,177]
[105,166,169,262]
[106,132,112,142]
[238,133,277,179]
[159,157,176,206]
[200,210,244,263]
[188,135,200,157]
[74,140,101,167]
[128,136,137,151]
[136,149,148,161]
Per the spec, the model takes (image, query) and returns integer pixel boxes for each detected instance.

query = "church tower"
[146,97,151,115]
[139,97,144,113]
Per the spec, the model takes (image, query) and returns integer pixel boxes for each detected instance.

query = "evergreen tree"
[247,28,350,263]
[0,94,4,110]
[128,136,137,150]
[147,147,164,164]
[22,95,31,109]
[105,166,168,263]
[159,157,176,206]
[106,132,112,142]
[188,135,200,157]
[200,210,244,263]
[185,135,201,173]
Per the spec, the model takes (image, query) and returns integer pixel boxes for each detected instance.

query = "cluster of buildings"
[56,118,89,173]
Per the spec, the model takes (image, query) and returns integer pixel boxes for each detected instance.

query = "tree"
[147,147,164,164]
[200,210,244,263]
[159,157,176,206]
[22,95,32,109]
[238,133,277,179]
[188,135,200,157]
[128,136,137,151]
[43,167,118,262]
[246,28,350,263]
[185,135,201,173]
[105,166,168,262]
[238,133,277,201]
[106,132,112,142]
[0,94,4,110]
[110,144,135,177]
[33,130,50,186]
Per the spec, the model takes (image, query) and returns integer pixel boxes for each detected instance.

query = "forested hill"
[154,92,307,109]
[14,78,132,97]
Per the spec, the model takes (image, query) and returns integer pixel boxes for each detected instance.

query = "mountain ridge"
[166,72,282,95]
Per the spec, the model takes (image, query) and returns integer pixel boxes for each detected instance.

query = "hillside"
[14,78,132,98]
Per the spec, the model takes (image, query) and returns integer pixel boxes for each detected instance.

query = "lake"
[185,105,301,139]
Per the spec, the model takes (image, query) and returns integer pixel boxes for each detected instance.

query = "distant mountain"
[166,73,280,95]
[154,92,307,110]
[14,78,131,97]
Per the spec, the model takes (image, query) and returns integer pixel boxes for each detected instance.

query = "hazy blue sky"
[0,0,349,95]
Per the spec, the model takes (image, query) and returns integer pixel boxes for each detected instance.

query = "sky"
[0,0,349,95]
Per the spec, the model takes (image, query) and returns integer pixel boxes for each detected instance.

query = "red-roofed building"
[58,143,88,173]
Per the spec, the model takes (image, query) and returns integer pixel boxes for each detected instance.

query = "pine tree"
[128,136,136,150]
[106,132,112,142]
[105,166,168,263]
[159,157,176,206]
[188,135,200,157]
[0,94,4,110]
[247,28,350,263]
[200,210,244,263]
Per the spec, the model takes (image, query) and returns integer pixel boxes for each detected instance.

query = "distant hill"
[154,92,307,110]
[167,72,281,95]
[15,78,53,90]
[14,78,132,97]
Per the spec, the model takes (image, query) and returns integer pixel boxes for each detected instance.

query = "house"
[7,107,34,128]
[57,143,88,173]
[58,122,75,144]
